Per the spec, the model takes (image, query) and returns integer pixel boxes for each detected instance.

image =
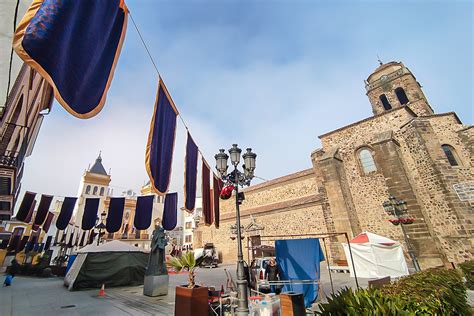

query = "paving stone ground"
[0,264,367,316]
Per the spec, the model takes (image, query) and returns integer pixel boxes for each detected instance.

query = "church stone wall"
[194,169,329,263]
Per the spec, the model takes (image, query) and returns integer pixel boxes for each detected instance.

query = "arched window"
[85,185,91,194]
[379,94,392,110]
[441,145,459,166]
[395,87,409,105]
[93,186,98,195]
[358,148,377,174]
[99,187,104,196]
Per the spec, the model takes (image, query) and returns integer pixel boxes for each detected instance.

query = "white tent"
[342,232,409,279]
[65,240,148,290]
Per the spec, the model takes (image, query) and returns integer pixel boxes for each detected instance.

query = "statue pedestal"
[143,274,169,297]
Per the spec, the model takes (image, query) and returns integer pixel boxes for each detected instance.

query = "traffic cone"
[99,283,105,297]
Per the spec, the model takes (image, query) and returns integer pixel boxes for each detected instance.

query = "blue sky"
[22,0,472,199]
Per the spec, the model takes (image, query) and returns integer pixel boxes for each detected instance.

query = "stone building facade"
[194,61,473,269]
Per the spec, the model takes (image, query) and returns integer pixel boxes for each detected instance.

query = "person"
[4,258,20,286]
[264,258,281,294]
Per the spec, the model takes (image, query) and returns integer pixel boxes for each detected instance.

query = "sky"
[19,0,473,204]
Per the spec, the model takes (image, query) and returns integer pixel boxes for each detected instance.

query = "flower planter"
[174,285,208,316]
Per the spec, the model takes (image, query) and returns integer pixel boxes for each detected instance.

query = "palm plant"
[169,251,204,289]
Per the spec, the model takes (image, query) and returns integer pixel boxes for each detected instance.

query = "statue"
[143,224,169,297]
[146,225,168,276]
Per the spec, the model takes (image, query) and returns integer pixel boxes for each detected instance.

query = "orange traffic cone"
[99,283,105,297]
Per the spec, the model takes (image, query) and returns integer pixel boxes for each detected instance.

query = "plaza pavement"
[0,264,367,316]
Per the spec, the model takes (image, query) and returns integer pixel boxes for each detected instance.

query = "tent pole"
[344,232,359,289]
[322,238,334,295]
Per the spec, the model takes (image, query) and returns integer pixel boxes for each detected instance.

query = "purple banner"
[106,197,125,233]
[81,198,100,230]
[162,193,178,231]
[184,133,198,212]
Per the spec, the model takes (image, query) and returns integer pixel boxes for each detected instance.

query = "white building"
[182,197,202,251]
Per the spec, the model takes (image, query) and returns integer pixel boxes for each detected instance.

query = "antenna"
[377,54,383,65]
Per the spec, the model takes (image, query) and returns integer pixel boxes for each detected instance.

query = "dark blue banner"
[44,236,53,251]
[15,191,36,222]
[33,194,54,226]
[18,236,29,252]
[56,197,77,230]
[162,193,178,231]
[106,197,125,233]
[184,133,198,212]
[13,0,129,119]
[146,78,178,195]
[42,211,54,233]
[134,195,154,230]
[81,198,100,230]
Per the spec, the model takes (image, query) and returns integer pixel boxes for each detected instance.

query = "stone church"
[194,61,473,269]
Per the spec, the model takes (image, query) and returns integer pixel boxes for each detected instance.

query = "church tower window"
[395,87,409,105]
[99,187,105,196]
[93,186,98,195]
[441,145,459,166]
[358,148,377,174]
[86,185,91,194]
[379,94,392,110]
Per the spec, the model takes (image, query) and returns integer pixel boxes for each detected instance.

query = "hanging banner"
[162,192,178,231]
[15,191,36,222]
[67,227,75,248]
[106,197,125,233]
[44,236,53,251]
[17,236,29,252]
[213,174,223,229]
[24,199,37,223]
[184,132,198,212]
[56,197,77,230]
[202,159,213,226]
[134,195,154,230]
[33,194,54,226]
[79,231,88,247]
[145,78,178,195]
[88,230,97,245]
[82,198,100,230]
[42,211,54,233]
[13,0,129,119]
[7,235,20,252]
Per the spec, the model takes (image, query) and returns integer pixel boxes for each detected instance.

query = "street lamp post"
[383,195,421,272]
[215,144,256,316]
[95,210,107,246]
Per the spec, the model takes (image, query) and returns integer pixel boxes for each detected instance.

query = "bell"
[220,185,235,200]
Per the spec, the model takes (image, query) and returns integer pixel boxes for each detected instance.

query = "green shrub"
[317,268,469,316]
[458,260,474,290]
[381,268,469,315]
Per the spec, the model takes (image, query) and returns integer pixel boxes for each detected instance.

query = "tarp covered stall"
[342,232,409,279]
[64,240,148,290]
[275,238,325,308]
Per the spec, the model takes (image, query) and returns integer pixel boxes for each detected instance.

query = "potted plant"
[169,252,207,316]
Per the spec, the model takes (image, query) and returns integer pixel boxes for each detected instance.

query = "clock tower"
[365,61,434,116]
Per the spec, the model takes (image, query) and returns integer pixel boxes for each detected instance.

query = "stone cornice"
[241,168,314,193]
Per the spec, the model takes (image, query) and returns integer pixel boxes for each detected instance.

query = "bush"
[317,268,470,316]
[458,260,474,290]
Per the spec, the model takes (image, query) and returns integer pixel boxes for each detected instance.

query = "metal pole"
[344,232,359,289]
[234,171,249,315]
[322,238,334,295]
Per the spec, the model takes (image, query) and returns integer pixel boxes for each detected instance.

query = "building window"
[358,148,377,174]
[185,221,192,229]
[395,87,409,105]
[85,185,91,194]
[441,145,459,166]
[379,94,392,110]
[99,187,104,196]
[93,186,98,195]
[185,235,192,243]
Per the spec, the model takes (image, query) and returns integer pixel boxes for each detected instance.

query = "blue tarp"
[275,238,325,308]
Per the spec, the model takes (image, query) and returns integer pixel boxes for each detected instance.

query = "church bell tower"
[365,61,434,116]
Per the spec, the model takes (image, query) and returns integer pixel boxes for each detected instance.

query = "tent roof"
[350,232,397,246]
[77,240,147,253]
